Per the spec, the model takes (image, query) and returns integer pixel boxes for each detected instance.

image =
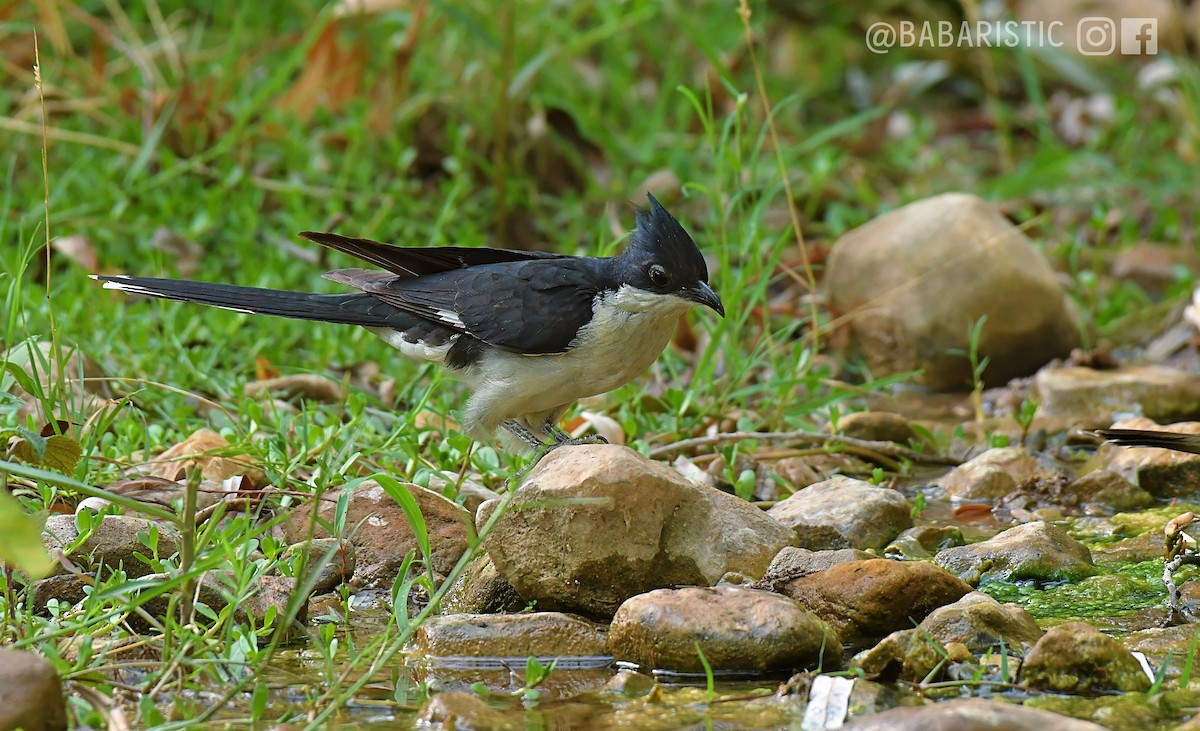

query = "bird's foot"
[542,424,608,447]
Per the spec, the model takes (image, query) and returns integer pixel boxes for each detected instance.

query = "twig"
[649,430,960,465]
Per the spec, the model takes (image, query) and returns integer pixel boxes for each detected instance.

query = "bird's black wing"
[299,231,565,278]
[357,259,604,355]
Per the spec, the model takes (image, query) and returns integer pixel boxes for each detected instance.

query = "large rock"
[1020,622,1151,693]
[0,649,66,731]
[608,586,839,673]
[825,193,1080,391]
[774,559,972,648]
[767,476,912,550]
[283,480,471,588]
[481,445,793,617]
[934,521,1096,585]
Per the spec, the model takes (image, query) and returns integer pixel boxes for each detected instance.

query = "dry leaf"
[567,411,625,445]
[954,503,994,522]
[11,433,82,473]
[148,429,263,485]
[150,228,204,278]
[51,235,98,271]
[244,374,346,404]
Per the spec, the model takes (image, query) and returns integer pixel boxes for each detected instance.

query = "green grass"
[2,0,1199,726]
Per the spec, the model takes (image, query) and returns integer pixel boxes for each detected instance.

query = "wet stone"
[1020,621,1151,693]
[608,585,839,674]
[766,476,912,551]
[841,697,1109,730]
[1062,470,1154,511]
[414,612,609,660]
[918,591,1043,653]
[482,445,793,618]
[933,521,1096,585]
[850,628,948,682]
[884,525,964,559]
[773,558,971,649]
[418,690,518,731]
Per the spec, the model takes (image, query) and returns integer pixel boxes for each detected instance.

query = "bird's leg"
[540,421,608,447]
[502,419,549,452]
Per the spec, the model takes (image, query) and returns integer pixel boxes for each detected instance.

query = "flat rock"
[767,476,912,550]
[42,514,179,579]
[842,697,1108,730]
[482,445,793,617]
[1036,366,1200,423]
[0,649,66,731]
[824,192,1080,391]
[283,479,471,588]
[934,521,1096,585]
[918,591,1043,653]
[1020,621,1151,693]
[775,558,971,649]
[934,447,1070,503]
[414,612,608,659]
[608,585,839,673]
[1098,418,1200,497]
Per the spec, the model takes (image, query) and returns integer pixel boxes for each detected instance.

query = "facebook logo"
[1121,18,1159,55]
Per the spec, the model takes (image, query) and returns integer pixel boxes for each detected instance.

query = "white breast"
[457,285,693,436]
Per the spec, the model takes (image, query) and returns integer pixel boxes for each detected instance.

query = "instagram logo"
[1076,17,1116,55]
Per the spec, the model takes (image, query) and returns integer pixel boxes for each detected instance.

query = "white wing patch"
[434,309,464,327]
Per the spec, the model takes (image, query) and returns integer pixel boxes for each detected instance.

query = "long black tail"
[1095,428,1200,455]
[92,275,415,329]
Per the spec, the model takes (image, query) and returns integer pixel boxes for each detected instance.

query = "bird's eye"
[648,264,668,287]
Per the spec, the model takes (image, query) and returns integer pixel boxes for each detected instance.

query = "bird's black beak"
[688,281,725,317]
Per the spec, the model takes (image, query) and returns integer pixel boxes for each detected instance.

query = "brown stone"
[777,559,971,648]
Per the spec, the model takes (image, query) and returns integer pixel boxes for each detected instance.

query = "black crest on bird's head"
[617,193,710,295]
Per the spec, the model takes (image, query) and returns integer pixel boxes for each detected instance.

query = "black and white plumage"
[1095,429,1200,455]
[92,194,724,450]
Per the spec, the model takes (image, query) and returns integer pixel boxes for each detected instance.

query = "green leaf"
[373,474,431,573]
[0,490,55,578]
